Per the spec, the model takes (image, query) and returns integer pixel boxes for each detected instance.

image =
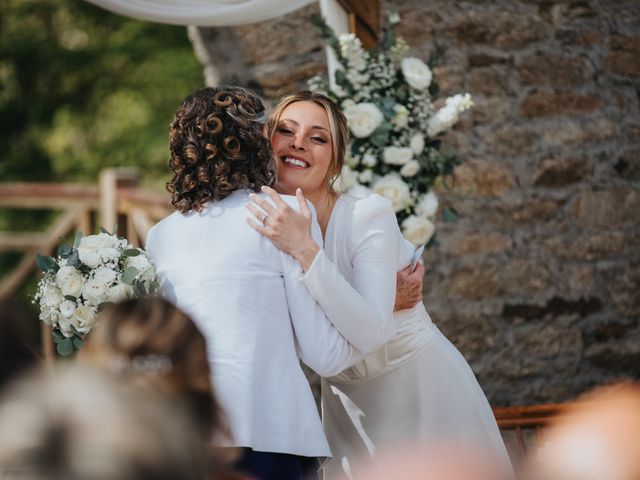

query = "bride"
[247,91,513,478]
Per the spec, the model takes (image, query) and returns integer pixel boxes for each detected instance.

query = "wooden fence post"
[99,168,139,236]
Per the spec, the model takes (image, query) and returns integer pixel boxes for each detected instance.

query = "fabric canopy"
[84,0,317,26]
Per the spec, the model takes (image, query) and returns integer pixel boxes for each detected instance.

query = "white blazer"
[145,190,358,457]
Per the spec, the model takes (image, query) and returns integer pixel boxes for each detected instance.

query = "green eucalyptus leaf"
[58,244,72,258]
[370,123,392,147]
[100,227,112,235]
[121,266,138,285]
[73,231,84,248]
[36,254,58,273]
[147,280,160,293]
[56,338,74,356]
[52,329,65,342]
[73,337,84,350]
[66,249,81,268]
[123,248,140,257]
[64,295,77,302]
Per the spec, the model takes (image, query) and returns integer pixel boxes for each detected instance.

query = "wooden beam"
[337,0,379,48]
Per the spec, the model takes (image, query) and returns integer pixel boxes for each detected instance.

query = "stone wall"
[194,0,640,406]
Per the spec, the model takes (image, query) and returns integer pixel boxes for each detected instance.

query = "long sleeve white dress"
[300,194,512,478]
[145,190,361,458]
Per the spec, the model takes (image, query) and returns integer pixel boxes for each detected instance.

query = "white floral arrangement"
[34,230,158,355]
[309,13,473,246]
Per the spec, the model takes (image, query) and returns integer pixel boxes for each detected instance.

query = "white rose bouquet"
[34,230,158,355]
[309,13,473,246]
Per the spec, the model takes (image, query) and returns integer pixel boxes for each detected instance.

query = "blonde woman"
[247,91,512,478]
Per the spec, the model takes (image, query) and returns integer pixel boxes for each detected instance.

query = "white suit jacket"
[145,190,358,457]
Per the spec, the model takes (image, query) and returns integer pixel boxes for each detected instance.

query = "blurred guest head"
[530,381,640,480]
[0,365,206,480]
[0,300,39,393]
[78,296,226,442]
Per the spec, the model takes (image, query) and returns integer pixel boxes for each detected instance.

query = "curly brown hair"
[167,86,275,213]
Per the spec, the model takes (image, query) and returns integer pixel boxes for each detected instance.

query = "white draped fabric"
[84,0,316,26]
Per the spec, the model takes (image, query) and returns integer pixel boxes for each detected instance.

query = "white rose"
[58,314,79,338]
[100,247,120,262]
[383,146,413,166]
[73,304,97,334]
[344,102,384,138]
[78,248,102,268]
[372,173,413,212]
[55,266,85,298]
[93,266,117,285]
[362,152,378,167]
[401,57,432,90]
[125,254,152,273]
[342,99,356,110]
[415,191,439,218]
[40,283,62,308]
[348,184,374,199]
[335,165,359,193]
[402,215,436,246]
[410,133,425,154]
[79,232,118,250]
[60,299,76,318]
[82,279,109,305]
[109,283,134,303]
[427,93,473,137]
[400,160,420,177]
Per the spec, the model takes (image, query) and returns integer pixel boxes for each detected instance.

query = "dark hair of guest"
[167,86,275,214]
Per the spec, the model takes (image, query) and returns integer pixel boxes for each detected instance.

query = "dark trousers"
[234,449,317,480]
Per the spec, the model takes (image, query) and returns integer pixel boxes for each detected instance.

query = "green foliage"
[0,0,203,184]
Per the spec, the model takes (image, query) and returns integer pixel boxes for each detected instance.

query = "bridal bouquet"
[34,230,158,355]
[309,13,473,246]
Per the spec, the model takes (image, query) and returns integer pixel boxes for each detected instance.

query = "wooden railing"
[493,403,569,467]
[0,169,171,359]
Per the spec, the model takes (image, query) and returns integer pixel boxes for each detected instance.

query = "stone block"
[520,91,601,117]
[603,263,640,317]
[253,61,325,98]
[516,53,594,87]
[468,66,510,96]
[541,117,618,147]
[533,155,590,187]
[485,124,537,156]
[449,10,551,49]
[501,258,554,295]
[233,4,322,65]
[443,231,513,256]
[542,232,638,260]
[452,158,516,197]
[573,189,640,228]
[555,28,602,46]
[604,35,640,77]
[442,263,503,300]
[471,96,511,124]
[432,64,465,96]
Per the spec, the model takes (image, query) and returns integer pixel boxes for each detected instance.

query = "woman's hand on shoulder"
[246,186,320,271]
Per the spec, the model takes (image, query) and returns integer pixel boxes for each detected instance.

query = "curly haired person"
[145,86,362,480]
